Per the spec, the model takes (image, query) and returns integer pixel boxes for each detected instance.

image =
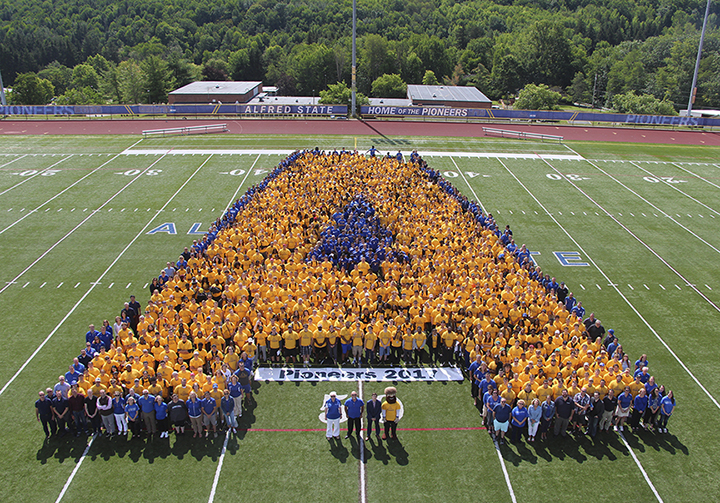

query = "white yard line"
[0,155,71,197]
[493,440,518,503]
[55,434,96,503]
[208,430,231,503]
[358,379,367,503]
[451,156,486,214]
[225,154,261,210]
[496,158,720,411]
[0,153,166,296]
[0,146,139,236]
[629,161,720,217]
[619,433,664,503]
[542,158,720,314]
[0,154,27,169]
[671,162,720,190]
[0,155,213,397]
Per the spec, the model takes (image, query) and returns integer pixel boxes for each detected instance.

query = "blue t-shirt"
[112,397,126,414]
[345,398,364,418]
[633,395,648,412]
[660,396,675,415]
[618,393,633,409]
[511,406,528,427]
[228,383,243,398]
[138,395,156,413]
[125,403,139,421]
[202,398,217,414]
[154,401,168,420]
[493,403,511,423]
[325,398,342,420]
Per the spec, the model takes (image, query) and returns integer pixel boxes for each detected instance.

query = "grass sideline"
[0,133,718,502]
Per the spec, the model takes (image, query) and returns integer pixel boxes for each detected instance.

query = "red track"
[0,118,718,145]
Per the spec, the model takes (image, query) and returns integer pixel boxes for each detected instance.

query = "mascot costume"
[381,386,402,440]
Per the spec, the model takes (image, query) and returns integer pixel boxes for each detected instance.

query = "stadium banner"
[0,103,347,116]
[360,105,720,127]
[255,366,464,382]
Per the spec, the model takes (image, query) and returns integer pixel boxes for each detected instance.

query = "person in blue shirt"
[527,398,542,442]
[511,399,529,443]
[484,389,501,435]
[154,395,169,438]
[344,391,364,439]
[629,388,649,431]
[64,365,81,386]
[187,392,204,438]
[228,375,244,420]
[615,387,633,432]
[365,393,381,441]
[324,392,342,440]
[221,389,238,434]
[571,302,585,320]
[657,391,675,433]
[125,397,140,437]
[540,395,555,440]
[202,391,219,438]
[138,390,157,436]
[493,397,512,445]
[112,392,127,435]
[644,388,661,430]
[368,146,377,158]
[85,324,101,345]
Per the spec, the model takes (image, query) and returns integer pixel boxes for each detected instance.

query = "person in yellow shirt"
[282,328,299,364]
[381,386,402,440]
[364,329,377,365]
[267,329,283,364]
[413,328,427,365]
[351,321,364,365]
[298,323,313,365]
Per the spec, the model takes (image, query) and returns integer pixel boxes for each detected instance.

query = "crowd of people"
[35,148,674,443]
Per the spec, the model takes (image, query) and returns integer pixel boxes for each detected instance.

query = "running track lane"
[1,119,718,145]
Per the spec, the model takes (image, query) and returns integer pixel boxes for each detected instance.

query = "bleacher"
[482,127,563,142]
[141,123,228,138]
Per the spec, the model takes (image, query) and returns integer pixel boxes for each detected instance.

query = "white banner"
[254,366,464,382]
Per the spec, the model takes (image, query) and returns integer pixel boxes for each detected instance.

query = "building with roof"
[168,81,262,105]
[407,85,491,109]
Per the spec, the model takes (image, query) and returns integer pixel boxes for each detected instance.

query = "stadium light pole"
[351,0,357,118]
[686,0,712,117]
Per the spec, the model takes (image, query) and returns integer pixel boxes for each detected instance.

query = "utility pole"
[0,69,7,107]
[351,0,357,118]
[687,0,712,117]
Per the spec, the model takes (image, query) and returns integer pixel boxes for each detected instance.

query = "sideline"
[55,434,96,503]
[496,157,720,411]
[493,439,518,503]
[619,433,664,503]
[0,155,213,398]
[0,152,166,296]
[0,155,71,197]
[208,430,231,503]
[0,140,142,236]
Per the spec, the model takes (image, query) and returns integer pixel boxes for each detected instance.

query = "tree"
[143,56,171,103]
[490,53,522,97]
[514,84,561,110]
[228,50,250,81]
[568,72,590,104]
[71,64,100,90]
[202,59,229,81]
[402,52,424,85]
[371,74,407,98]
[117,60,144,104]
[610,91,676,115]
[38,62,72,96]
[422,70,439,86]
[55,87,104,105]
[318,81,369,115]
[10,73,54,105]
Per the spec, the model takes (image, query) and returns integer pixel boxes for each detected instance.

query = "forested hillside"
[1,0,719,109]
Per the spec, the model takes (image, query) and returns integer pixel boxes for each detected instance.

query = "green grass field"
[1,132,719,503]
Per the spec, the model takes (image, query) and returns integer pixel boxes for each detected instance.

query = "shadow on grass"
[623,428,689,456]
[360,436,409,465]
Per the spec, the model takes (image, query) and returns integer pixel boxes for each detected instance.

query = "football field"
[1,131,719,503]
